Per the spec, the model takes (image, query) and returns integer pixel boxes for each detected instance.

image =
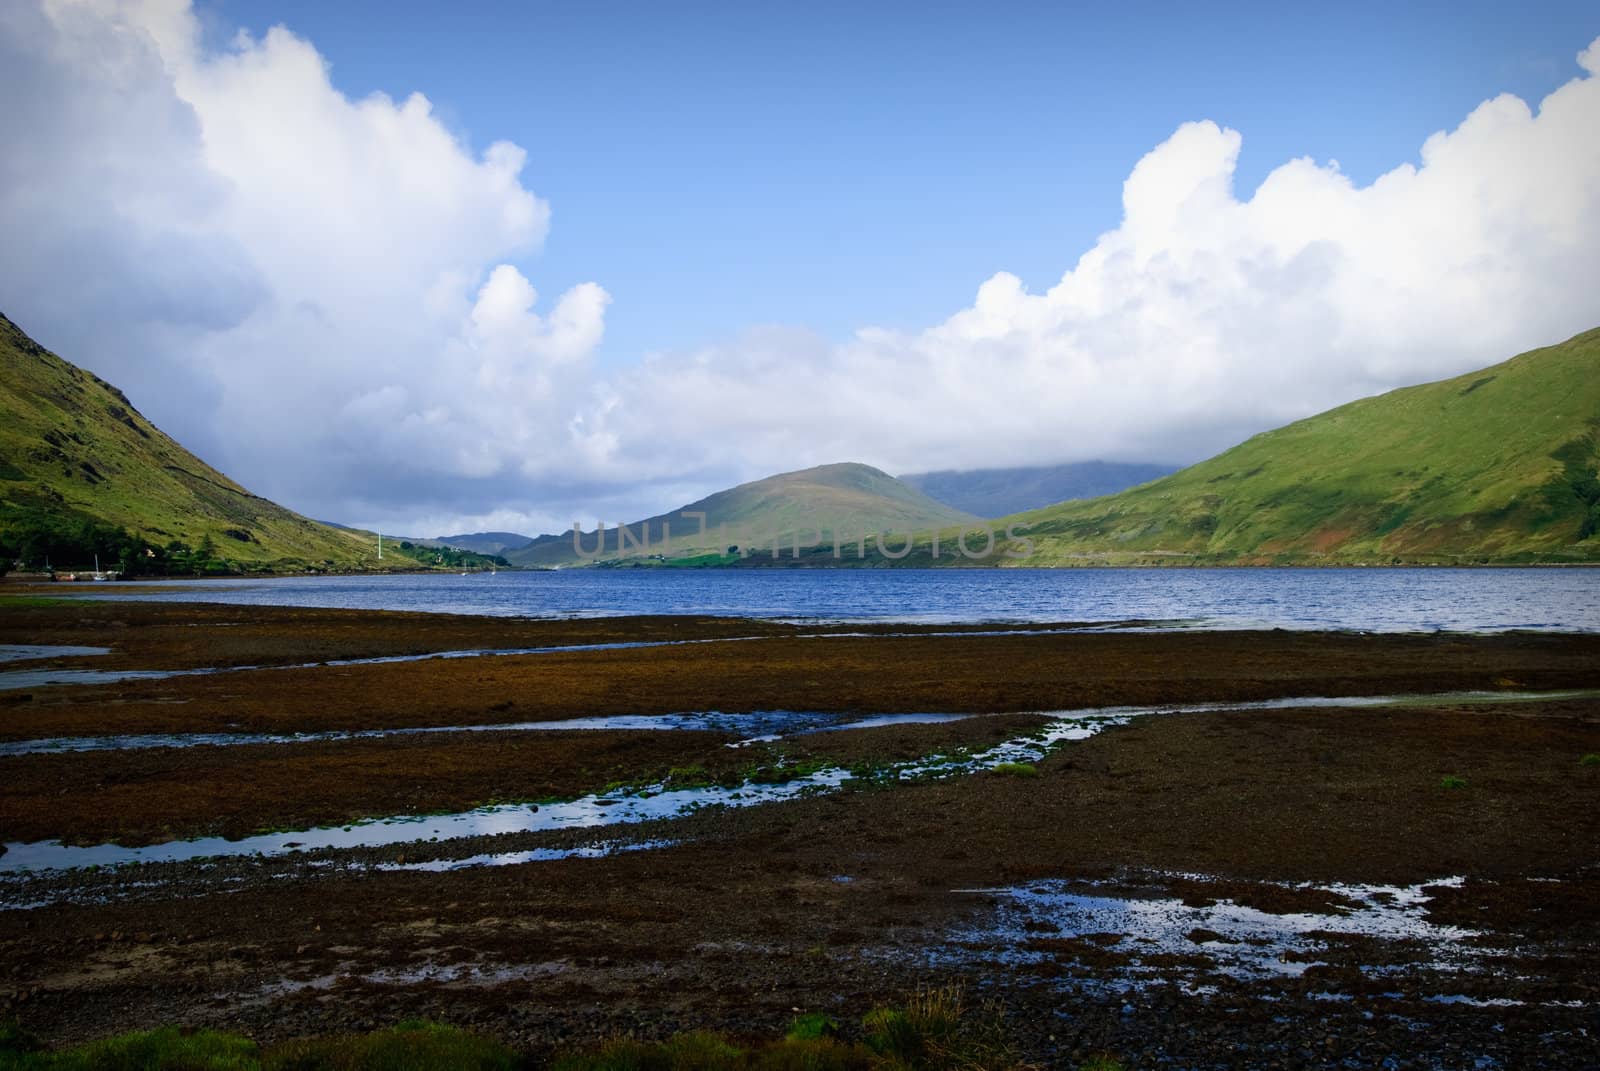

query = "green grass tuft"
[0,1026,259,1070]
[1439,774,1469,790]
[784,1015,839,1043]
[663,765,714,788]
[1077,1058,1127,1071]
[1580,753,1600,767]
[549,1038,664,1071]
[0,1022,515,1071]
[262,1020,516,1070]
[989,762,1039,778]
[749,1038,870,1071]
[861,984,1018,1071]
[657,1032,743,1071]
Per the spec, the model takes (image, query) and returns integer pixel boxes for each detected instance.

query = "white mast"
[377,532,383,560]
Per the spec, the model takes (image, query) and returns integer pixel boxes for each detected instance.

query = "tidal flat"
[1,595,1597,1069]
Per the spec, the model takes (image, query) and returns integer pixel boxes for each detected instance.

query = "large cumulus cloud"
[2,1,1598,535]
[589,41,1600,489]
[0,0,601,530]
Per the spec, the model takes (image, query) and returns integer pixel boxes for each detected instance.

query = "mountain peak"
[508,460,974,566]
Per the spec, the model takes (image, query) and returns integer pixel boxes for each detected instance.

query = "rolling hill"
[994,327,1600,565]
[507,462,976,566]
[900,461,1178,517]
[0,312,382,573]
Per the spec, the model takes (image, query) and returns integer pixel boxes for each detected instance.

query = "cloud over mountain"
[2,2,1597,535]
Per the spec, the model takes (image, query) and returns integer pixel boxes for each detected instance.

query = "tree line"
[0,508,229,577]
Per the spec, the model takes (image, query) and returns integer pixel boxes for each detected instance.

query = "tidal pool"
[5,688,1590,756]
[0,645,112,664]
[0,636,767,692]
[3,689,1595,903]
[942,875,1487,987]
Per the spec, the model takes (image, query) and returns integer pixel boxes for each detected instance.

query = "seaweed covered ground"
[1,595,1596,1069]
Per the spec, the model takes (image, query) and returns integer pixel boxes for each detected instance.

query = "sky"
[2,1,1599,537]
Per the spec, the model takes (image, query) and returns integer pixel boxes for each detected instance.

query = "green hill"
[508,462,977,566]
[998,327,1600,565]
[0,312,385,575]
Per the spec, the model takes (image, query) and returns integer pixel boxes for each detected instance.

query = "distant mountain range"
[507,462,974,567]
[8,306,1594,573]
[574,327,1597,568]
[900,461,1178,517]
[0,313,378,573]
[418,532,533,556]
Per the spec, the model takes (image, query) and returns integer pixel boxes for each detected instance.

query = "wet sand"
[2,597,1598,1068]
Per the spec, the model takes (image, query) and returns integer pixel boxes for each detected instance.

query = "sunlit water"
[0,645,112,664]
[941,875,1487,987]
[4,688,1592,757]
[0,636,768,692]
[0,706,1131,881]
[71,567,1600,631]
[6,689,1591,885]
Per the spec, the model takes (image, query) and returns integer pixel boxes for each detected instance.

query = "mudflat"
[2,595,1597,1069]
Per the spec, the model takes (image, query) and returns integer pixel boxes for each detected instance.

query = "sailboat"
[92,553,109,581]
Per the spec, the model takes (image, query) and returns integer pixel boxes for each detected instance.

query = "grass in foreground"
[0,987,1098,1070]
[555,986,1022,1071]
[0,1021,514,1071]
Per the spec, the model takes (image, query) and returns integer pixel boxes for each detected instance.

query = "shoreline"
[7,552,1600,587]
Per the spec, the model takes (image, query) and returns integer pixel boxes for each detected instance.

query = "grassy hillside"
[996,328,1600,565]
[0,312,385,574]
[900,460,1178,517]
[509,462,976,566]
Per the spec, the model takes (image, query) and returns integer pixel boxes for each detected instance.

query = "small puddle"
[372,838,672,873]
[0,636,768,692]
[0,710,966,756]
[821,712,978,732]
[0,645,112,665]
[940,875,1485,986]
[233,959,569,1004]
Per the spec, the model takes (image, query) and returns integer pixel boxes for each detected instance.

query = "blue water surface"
[85,567,1600,632]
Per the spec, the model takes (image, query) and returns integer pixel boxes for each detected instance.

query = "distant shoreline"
[6,556,1600,592]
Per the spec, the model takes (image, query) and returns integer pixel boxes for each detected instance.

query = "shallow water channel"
[3,688,1591,888]
[0,636,769,692]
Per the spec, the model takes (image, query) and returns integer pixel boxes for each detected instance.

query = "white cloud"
[2,2,1598,535]
[1,0,604,528]
[577,37,1600,489]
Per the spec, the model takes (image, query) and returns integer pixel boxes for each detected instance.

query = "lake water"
[86,567,1600,632]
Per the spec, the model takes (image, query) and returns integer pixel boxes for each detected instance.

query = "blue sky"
[4,2,1599,534]
[203,1,1600,369]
